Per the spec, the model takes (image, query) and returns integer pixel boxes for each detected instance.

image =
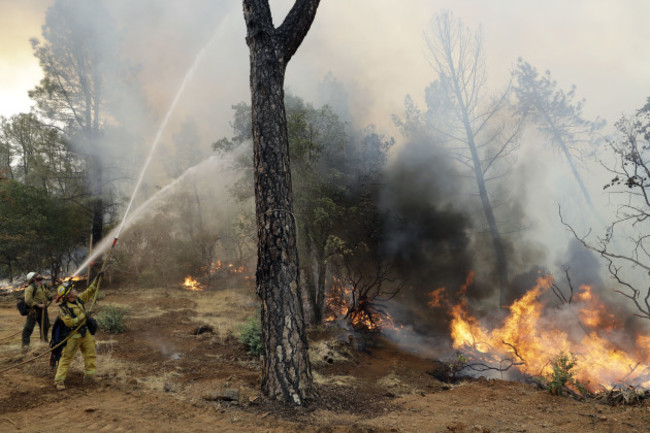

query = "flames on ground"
[209,260,248,275]
[324,270,649,392]
[325,277,402,332]
[182,261,253,291]
[433,273,650,391]
[183,276,204,291]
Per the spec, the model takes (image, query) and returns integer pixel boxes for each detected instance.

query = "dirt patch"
[0,286,648,433]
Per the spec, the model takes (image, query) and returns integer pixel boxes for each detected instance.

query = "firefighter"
[53,273,102,391]
[22,272,52,349]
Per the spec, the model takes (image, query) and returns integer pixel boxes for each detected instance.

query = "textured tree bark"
[243,0,319,405]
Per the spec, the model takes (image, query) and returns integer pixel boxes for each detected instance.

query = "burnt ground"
[0,284,648,433]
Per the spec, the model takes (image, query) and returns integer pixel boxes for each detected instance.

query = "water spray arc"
[72,30,220,279]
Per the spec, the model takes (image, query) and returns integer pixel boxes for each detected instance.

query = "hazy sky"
[0,0,47,117]
[1,0,648,127]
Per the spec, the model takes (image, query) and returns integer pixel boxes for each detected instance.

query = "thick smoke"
[9,1,649,348]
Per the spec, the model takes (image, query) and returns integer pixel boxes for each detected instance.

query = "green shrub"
[96,305,129,334]
[448,352,467,382]
[238,314,263,356]
[546,351,578,395]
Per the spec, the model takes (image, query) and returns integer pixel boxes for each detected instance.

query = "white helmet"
[26,272,36,281]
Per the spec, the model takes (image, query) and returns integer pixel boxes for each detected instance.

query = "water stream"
[72,155,233,276]
[71,29,221,277]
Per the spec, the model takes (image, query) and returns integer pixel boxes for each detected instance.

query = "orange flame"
[447,274,650,390]
[207,260,252,279]
[427,287,447,308]
[183,276,204,291]
[576,285,616,329]
[324,277,402,332]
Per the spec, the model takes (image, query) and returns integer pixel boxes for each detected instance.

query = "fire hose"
[0,319,88,375]
[0,330,22,342]
[88,237,118,312]
[0,237,117,375]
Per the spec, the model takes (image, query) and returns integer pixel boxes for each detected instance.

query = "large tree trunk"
[462,114,509,308]
[243,0,319,405]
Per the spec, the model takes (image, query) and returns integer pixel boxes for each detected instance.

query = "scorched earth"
[0,283,648,433]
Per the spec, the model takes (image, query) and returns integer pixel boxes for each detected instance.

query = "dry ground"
[0,283,648,433]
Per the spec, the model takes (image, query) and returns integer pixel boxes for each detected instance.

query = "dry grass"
[191,287,258,334]
[309,339,356,367]
[376,372,413,394]
[94,345,131,381]
[137,371,182,392]
[312,371,357,386]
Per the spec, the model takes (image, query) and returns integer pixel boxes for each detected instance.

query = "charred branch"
[551,266,576,305]
[559,205,650,320]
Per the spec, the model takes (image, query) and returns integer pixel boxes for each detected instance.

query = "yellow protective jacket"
[58,282,99,338]
[25,283,52,308]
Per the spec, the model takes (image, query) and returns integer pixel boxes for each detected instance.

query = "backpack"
[49,317,71,368]
[16,284,38,316]
[16,298,30,316]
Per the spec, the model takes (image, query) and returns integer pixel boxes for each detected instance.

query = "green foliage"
[545,351,579,396]
[216,93,400,326]
[238,313,263,356]
[0,179,88,279]
[448,353,467,381]
[96,305,129,334]
[0,110,90,281]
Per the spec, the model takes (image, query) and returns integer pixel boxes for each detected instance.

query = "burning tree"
[243,0,320,405]
[328,251,405,332]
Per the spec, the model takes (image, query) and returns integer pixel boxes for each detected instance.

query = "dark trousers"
[22,307,50,347]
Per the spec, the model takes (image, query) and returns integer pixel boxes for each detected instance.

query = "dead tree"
[423,10,521,307]
[243,0,320,405]
[558,98,650,321]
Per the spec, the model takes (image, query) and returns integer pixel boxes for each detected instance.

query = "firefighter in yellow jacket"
[53,274,102,391]
[22,272,52,348]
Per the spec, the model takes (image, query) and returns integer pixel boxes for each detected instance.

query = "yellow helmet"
[57,281,72,298]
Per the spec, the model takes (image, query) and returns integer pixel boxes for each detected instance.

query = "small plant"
[546,351,578,396]
[238,313,263,356]
[96,305,129,334]
[448,352,467,382]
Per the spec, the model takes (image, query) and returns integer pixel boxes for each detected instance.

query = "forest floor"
[0,282,648,433]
